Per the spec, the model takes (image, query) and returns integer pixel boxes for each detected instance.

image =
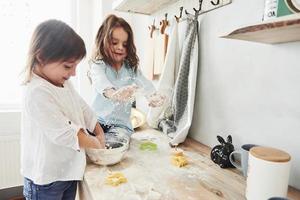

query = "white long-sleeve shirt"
[21,73,97,185]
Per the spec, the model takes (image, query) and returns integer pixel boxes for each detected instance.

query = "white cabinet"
[112,0,179,15]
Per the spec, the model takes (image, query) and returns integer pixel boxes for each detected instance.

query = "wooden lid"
[250,146,291,162]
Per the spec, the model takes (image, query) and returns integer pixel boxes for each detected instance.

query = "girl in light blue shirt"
[89,14,165,144]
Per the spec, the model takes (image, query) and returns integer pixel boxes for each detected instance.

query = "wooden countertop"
[83,128,300,200]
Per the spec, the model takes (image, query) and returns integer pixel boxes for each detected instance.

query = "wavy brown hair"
[91,14,139,72]
[22,19,86,84]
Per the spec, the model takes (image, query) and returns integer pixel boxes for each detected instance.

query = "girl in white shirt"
[21,19,105,200]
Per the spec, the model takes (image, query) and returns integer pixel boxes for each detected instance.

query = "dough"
[105,172,127,186]
[171,155,188,167]
[139,141,157,151]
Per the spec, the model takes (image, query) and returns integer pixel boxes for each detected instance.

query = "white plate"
[130,108,146,129]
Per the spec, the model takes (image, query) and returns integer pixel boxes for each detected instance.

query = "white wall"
[153,0,300,189]
[0,111,20,135]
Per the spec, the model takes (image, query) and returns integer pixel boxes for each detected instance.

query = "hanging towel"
[144,30,155,80]
[147,18,179,128]
[159,14,201,145]
[144,28,169,79]
[153,30,168,75]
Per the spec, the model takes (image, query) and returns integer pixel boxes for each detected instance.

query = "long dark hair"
[91,14,139,72]
[22,19,86,84]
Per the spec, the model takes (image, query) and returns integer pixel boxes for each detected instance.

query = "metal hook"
[211,0,220,6]
[179,7,183,18]
[175,6,183,19]
[152,18,155,26]
[193,0,203,14]
[148,18,156,38]
[160,13,169,34]
[185,9,189,15]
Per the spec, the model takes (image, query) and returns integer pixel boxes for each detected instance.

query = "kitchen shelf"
[112,0,179,15]
[222,13,300,44]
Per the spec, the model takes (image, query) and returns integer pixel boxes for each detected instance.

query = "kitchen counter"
[83,128,300,200]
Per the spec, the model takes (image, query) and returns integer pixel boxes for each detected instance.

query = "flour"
[85,129,212,200]
[146,190,162,200]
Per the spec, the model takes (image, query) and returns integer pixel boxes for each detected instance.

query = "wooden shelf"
[112,0,179,15]
[222,14,300,44]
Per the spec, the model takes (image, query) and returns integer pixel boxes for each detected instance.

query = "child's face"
[110,27,128,65]
[37,59,80,87]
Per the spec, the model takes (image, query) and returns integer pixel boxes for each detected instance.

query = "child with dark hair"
[21,19,105,200]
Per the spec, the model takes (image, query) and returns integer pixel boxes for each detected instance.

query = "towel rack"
[185,0,231,16]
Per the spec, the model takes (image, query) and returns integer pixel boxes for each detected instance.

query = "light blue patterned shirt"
[90,60,155,131]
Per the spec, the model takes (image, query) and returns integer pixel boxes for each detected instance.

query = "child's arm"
[134,69,156,96]
[69,81,104,138]
[90,62,138,102]
[67,83,105,148]
[90,62,115,97]
[134,69,166,107]
[93,123,105,146]
[77,128,104,149]
[103,85,138,102]
[26,87,101,151]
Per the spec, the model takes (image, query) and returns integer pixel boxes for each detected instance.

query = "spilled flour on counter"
[85,129,243,200]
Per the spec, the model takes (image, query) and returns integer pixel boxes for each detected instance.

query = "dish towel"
[153,31,168,75]
[147,18,180,128]
[144,30,155,80]
[158,14,201,145]
[144,27,169,79]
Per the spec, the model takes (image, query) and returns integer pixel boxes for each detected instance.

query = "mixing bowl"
[86,140,128,166]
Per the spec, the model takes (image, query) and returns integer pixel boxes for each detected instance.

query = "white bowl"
[86,141,128,166]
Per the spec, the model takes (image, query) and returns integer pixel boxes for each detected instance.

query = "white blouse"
[21,73,97,185]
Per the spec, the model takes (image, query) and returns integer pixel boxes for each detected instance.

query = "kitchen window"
[0,0,76,110]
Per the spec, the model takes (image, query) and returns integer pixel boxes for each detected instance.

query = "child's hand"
[111,84,139,102]
[96,134,105,149]
[147,92,166,107]
[93,123,105,148]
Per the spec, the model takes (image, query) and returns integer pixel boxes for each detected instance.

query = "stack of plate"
[130,108,146,129]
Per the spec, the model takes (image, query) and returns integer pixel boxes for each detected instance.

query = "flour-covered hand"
[147,92,166,107]
[111,84,139,102]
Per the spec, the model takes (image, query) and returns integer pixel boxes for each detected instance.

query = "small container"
[246,146,291,200]
[263,0,278,20]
